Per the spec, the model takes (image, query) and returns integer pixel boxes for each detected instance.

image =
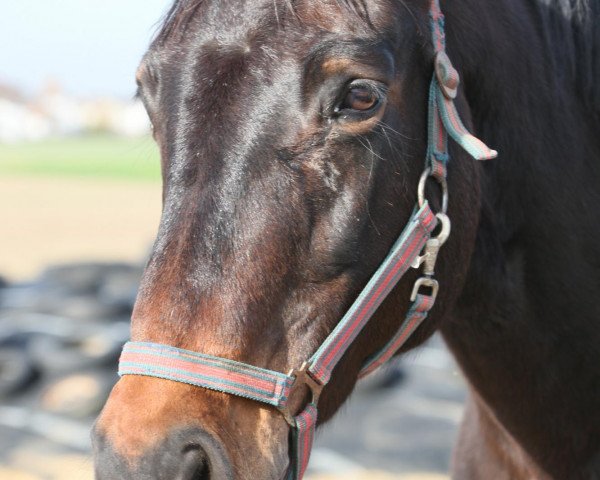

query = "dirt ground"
[0,176,162,282]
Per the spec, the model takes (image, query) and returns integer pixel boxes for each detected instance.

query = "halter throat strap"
[118,1,497,478]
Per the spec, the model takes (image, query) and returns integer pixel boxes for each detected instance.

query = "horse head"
[93,1,483,478]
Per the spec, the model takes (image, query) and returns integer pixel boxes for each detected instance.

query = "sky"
[0,1,172,99]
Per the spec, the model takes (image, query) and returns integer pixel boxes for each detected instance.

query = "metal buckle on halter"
[411,212,451,275]
[279,362,323,427]
[410,277,440,302]
[410,213,450,303]
[413,168,452,303]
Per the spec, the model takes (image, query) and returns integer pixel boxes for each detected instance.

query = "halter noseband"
[118,2,497,478]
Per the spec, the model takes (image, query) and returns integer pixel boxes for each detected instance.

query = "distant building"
[0,95,52,143]
[0,79,151,143]
[81,98,150,137]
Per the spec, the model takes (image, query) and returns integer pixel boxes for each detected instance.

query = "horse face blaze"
[93,2,446,479]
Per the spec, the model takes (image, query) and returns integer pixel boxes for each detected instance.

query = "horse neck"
[440,0,600,477]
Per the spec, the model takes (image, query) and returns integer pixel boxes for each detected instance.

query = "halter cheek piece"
[118,2,497,478]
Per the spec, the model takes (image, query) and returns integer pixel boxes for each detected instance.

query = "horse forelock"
[153,0,410,45]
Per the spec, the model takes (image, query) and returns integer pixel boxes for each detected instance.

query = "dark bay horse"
[93,0,600,478]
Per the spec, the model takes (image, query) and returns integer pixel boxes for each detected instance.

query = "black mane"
[539,0,600,116]
[154,0,204,43]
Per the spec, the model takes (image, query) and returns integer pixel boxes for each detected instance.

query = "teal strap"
[119,342,294,408]
[435,88,498,161]
[359,293,436,378]
[307,203,437,385]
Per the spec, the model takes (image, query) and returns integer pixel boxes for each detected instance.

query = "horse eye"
[341,86,378,111]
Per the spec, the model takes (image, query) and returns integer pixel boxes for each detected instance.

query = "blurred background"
[0,2,467,479]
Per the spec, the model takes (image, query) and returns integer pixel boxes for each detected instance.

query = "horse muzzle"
[92,426,234,480]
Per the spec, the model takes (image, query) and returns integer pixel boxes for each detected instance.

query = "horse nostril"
[179,444,211,480]
[93,425,230,480]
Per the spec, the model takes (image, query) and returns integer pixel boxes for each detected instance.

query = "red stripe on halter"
[313,217,431,380]
[121,352,287,397]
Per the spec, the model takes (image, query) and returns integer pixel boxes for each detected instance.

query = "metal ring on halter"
[279,362,323,427]
[418,167,448,214]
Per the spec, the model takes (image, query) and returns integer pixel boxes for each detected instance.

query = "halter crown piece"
[118,2,497,478]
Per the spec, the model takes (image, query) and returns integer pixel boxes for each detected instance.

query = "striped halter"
[118,2,497,478]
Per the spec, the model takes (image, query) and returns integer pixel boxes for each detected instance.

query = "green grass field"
[0,134,161,181]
